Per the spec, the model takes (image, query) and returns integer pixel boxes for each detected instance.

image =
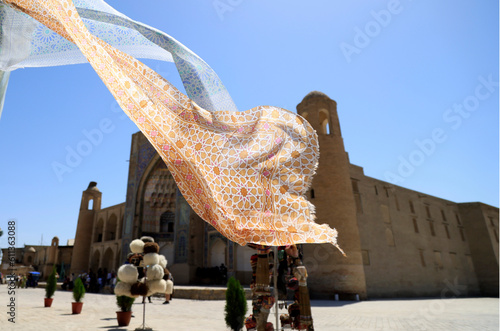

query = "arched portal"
[141,160,177,233]
[102,247,114,272]
[210,239,226,267]
[236,245,254,272]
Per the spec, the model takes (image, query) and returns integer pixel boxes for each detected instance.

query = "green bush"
[225,277,247,331]
[116,295,135,312]
[72,277,85,303]
[45,266,57,299]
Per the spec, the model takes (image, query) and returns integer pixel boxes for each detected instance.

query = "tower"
[297,91,367,299]
[70,182,102,275]
[41,237,59,280]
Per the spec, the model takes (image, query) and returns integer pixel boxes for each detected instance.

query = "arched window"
[88,199,93,210]
[210,239,226,267]
[160,211,175,233]
[51,237,59,247]
[319,109,331,135]
[94,218,104,242]
[105,214,118,241]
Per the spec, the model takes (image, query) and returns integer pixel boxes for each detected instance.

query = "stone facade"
[458,203,499,296]
[87,203,125,275]
[297,92,368,299]
[63,91,499,298]
[350,166,496,297]
[1,237,73,281]
[70,182,101,275]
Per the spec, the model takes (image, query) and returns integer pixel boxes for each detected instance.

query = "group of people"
[195,263,228,285]
[62,269,118,293]
[58,263,173,304]
[2,273,40,288]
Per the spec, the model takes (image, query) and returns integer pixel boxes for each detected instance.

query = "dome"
[86,181,100,192]
[28,247,36,253]
[302,91,331,101]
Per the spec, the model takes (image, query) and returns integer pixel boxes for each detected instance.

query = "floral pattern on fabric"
[6,0,342,251]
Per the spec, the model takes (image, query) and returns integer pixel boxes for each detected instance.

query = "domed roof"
[27,247,36,253]
[86,181,100,192]
[303,91,331,100]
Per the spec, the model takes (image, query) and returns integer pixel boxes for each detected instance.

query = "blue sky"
[0,0,498,248]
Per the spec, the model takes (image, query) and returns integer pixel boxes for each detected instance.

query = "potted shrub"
[44,267,57,307]
[72,277,85,314]
[225,277,247,331]
[116,295,135,326]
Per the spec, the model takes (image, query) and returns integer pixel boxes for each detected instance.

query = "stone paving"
[0,285,498,330]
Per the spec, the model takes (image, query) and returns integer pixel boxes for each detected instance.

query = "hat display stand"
[115,237,168,331]
[135,266,153,331]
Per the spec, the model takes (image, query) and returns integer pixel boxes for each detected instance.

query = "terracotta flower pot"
[116,311,133,326]
[72,302,83,314]
[44,298,53,307]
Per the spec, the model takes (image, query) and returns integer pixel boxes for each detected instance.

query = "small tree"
[73,277,86,302]
[225,276,247,331]
[45,266,57,299]
[116,295,135,312]
[115,277,135,312]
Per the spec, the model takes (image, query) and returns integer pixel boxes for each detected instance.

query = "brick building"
[64,91,499,298]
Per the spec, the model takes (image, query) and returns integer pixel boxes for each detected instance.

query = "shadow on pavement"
[311,300,360,307]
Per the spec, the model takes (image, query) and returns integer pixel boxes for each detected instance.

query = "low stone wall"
[167,286,252,300]
[38,282,252,300]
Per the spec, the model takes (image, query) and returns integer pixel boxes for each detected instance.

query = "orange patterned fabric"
[7,0,342,251]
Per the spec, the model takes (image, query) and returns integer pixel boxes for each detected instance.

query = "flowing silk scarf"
[0,0,237,112]
[5,0,342,251]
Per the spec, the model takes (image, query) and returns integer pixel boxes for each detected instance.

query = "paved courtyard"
[0,285,498,330]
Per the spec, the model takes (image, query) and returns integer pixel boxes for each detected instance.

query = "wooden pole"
[273,246,279,330]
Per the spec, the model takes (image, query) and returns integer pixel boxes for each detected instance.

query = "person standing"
[106,271,112,285]
[163,268,174,304]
